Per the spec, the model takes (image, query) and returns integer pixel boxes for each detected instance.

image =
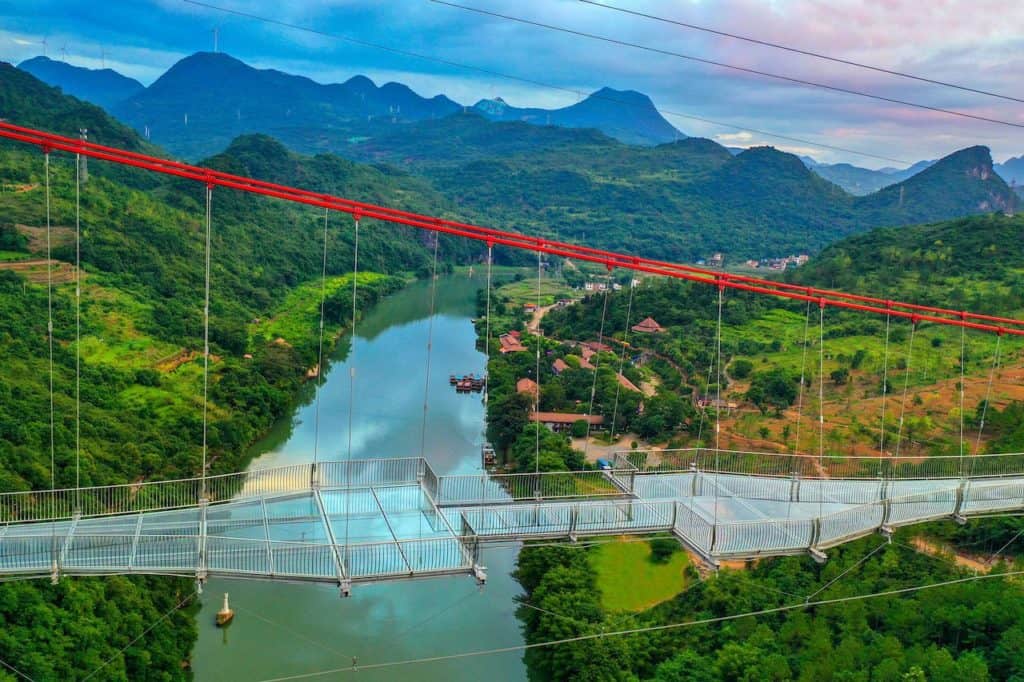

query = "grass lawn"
[590,537,690,612]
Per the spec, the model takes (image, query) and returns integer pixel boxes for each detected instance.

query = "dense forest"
[515,537,1024,681]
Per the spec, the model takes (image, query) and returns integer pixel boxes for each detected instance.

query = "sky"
[1,0,1022,167]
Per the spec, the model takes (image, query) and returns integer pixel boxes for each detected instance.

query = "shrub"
[649,538,679,563]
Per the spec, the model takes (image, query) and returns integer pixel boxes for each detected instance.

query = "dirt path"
[527,303,556,334]
[571,433,656,464]
[911,537,991,573]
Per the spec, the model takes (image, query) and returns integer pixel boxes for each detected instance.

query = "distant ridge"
[472,86,682,146]
[18,56,144,109]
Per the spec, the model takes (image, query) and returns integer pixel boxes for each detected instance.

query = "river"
[191,274,527,681]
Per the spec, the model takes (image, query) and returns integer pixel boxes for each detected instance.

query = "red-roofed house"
[499,331,527,353]
[616,373,641,393]
[631,317,664,333]
[529,411,604,433]
[552,358,570,375]
[516,378,538,397]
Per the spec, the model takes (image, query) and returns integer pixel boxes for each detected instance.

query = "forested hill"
[353,113,1014,262]
[0,67,463,679]
[0,62,145,151]
[789,212,1024,314]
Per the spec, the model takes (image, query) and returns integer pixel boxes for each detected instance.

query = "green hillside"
[512,213,1024,682]
[341,114,1015,262]
[0,67,465,679]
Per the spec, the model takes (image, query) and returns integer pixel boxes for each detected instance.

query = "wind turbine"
[100,47,108,68]
[60,42,68,62]
[40,37,48,57]
[212,26,219,53]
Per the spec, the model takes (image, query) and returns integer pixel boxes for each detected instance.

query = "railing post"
[953,478,968,524]
[880,484,893,531]
[809,517,827,564]
[196,497,209,591]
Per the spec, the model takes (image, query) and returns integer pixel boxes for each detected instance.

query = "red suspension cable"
[2,121,1021,336]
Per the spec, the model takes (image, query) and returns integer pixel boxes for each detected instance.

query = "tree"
[831,367,850,385]
[487,391,532,453]
[747,368,798,415]
[649,538,679,563]
[730,359,753,379]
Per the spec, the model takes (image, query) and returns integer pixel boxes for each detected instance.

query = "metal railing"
[0,458,427,524]
[620,448,1024,481]
[435,469,632,506]
[456,498,675,539]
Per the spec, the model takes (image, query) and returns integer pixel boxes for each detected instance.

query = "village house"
[696,394,739,410]
[616,373,641,393]
[499,330,527,353]
[552,358,570,375]
[529,411,604,433]
[631,316,664,334]
[516,377,538,398]
[581,340,612,353]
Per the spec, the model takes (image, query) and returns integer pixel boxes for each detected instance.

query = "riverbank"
[191,273,529,681]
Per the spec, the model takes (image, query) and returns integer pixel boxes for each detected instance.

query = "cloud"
[3,0,1022,167]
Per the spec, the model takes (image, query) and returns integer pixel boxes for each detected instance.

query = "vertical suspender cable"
[483,245,493,410]
[481,244,494,476]
[610,275,636,440]
[879,310,892,474]
[786,300,812,523]
[43,151,57,573]
[344,216,360,558]
[893,320,918,471]
[44,152,55,494]
[694,352,715,448]
[959,324,966,478]
[971,334,1002,464]
[583,283,611,461]
[200,186,212,501]
[818,303,825,466]
[817,302,825,518]
[75,152,82,508]
[312,208,330,484]
[419,234,440,460]
[793,300,812,458]
[534,249,542,477]
[711,283,724,530]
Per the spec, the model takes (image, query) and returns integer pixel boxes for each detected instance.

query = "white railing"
[0,458,427,524]
[620,448,1024,481]
[435,469,632,506]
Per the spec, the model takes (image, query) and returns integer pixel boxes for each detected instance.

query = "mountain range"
[18,55,144,109]
[18,53,682,157]
[18,52,1022,197]
[473,87,682,146]
[3,55,1018,264]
